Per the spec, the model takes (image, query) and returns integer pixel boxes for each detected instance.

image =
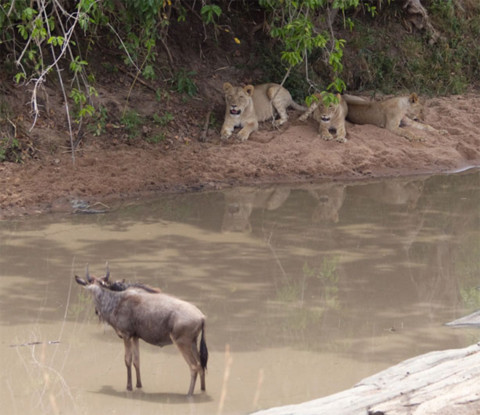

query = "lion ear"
[223,82,233,93]
[244,85,255,96]
[409,93,419,104]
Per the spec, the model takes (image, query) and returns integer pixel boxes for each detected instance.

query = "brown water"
[1,170,479,415]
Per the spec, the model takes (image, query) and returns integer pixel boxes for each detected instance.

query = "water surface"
[1,170,479,414]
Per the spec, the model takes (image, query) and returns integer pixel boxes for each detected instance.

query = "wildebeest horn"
[105,261,110,281]
[85,264,93,283]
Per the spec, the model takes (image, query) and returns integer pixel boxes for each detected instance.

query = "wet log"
[253,343,480,415]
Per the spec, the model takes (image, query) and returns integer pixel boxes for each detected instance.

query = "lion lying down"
[344,93,446,142]
[299,93,348,143]
[221,82,306,141]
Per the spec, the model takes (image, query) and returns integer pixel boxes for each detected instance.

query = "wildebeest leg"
[171,335,201,395]
[124,337,133,391]
[132,337,142,388]
[190,340,205,391]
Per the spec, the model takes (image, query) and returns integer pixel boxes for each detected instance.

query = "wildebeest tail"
[200,321,208,370]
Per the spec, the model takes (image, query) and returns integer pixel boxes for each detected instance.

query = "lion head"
[223,82,255,118]
[306,93,348,142]
[405,93,426,122]
[312,94,344,134]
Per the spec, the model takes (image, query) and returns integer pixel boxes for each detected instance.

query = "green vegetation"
[153,112,174,127]
[276,256,340,308]
[0,136,21,163]
[274,256,341,335]
[345,1,480,94]
[457,233,480,311]
[172,68,198,97]
[121,110,143,140]
[88,106,108,137]
[0,101,22,163]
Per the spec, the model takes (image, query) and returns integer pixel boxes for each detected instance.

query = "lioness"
[221,82,306,141]
[344,93,444,142]
[299,93,348,143]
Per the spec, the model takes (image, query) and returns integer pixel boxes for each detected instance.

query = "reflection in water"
[0,169,479,415]
[222,186,291,232]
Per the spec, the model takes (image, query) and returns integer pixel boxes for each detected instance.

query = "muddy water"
[1,170,479,415]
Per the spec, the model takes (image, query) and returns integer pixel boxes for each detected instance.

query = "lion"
[221,82,306,141]
[299,93,348,143]
[306,183,346,223]
[221,186,291,232]
[343,93,446,142]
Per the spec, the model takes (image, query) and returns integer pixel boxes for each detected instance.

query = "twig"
[252,369,264,410]
[265,231,289,283]
[6,117,17,137]
[160,32,175,69]
[106,23,141,73]
[217,344,233,415]
[9,341,60,348]
[117,66,157,93]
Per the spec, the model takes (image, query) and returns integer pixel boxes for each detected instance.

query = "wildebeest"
[75,265,208,395]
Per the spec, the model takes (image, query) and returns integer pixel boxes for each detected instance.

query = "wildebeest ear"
[75,275,88,286]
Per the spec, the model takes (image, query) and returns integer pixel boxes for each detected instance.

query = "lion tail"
[290,101,307,112]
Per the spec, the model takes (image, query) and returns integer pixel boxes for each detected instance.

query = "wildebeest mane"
[107,280,162,294]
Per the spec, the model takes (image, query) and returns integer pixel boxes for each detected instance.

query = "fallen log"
[252,343,480,415]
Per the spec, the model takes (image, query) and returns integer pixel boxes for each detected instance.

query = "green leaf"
[14,73,26,84]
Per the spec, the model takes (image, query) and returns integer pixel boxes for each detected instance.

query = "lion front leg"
[221,122,234,141]
[320,132,334,141]
[318,124,335,142]
[237,121,258,141]
[390,126,426,142]
[404,118,448,135]
[333,124,347,143]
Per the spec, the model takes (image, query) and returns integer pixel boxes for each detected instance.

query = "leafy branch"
[6,0,101,163]
[259,0,360,104]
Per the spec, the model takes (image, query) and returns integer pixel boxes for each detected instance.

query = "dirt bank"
[1,92,479,219]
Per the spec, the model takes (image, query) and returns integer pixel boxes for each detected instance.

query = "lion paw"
[221,130,232,141]
[237,131,250,142]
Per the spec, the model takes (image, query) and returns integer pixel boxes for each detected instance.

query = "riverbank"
[1,93,480,219]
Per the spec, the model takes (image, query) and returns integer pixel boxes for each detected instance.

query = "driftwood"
[253,343,480,415]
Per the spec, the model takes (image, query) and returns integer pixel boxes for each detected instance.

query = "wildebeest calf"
[75,265,208,396]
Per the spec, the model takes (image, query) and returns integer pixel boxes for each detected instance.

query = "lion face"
[316,103,340,134]
[312,95,347,139]
[223,83,254,118]
[406,93,425,122]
